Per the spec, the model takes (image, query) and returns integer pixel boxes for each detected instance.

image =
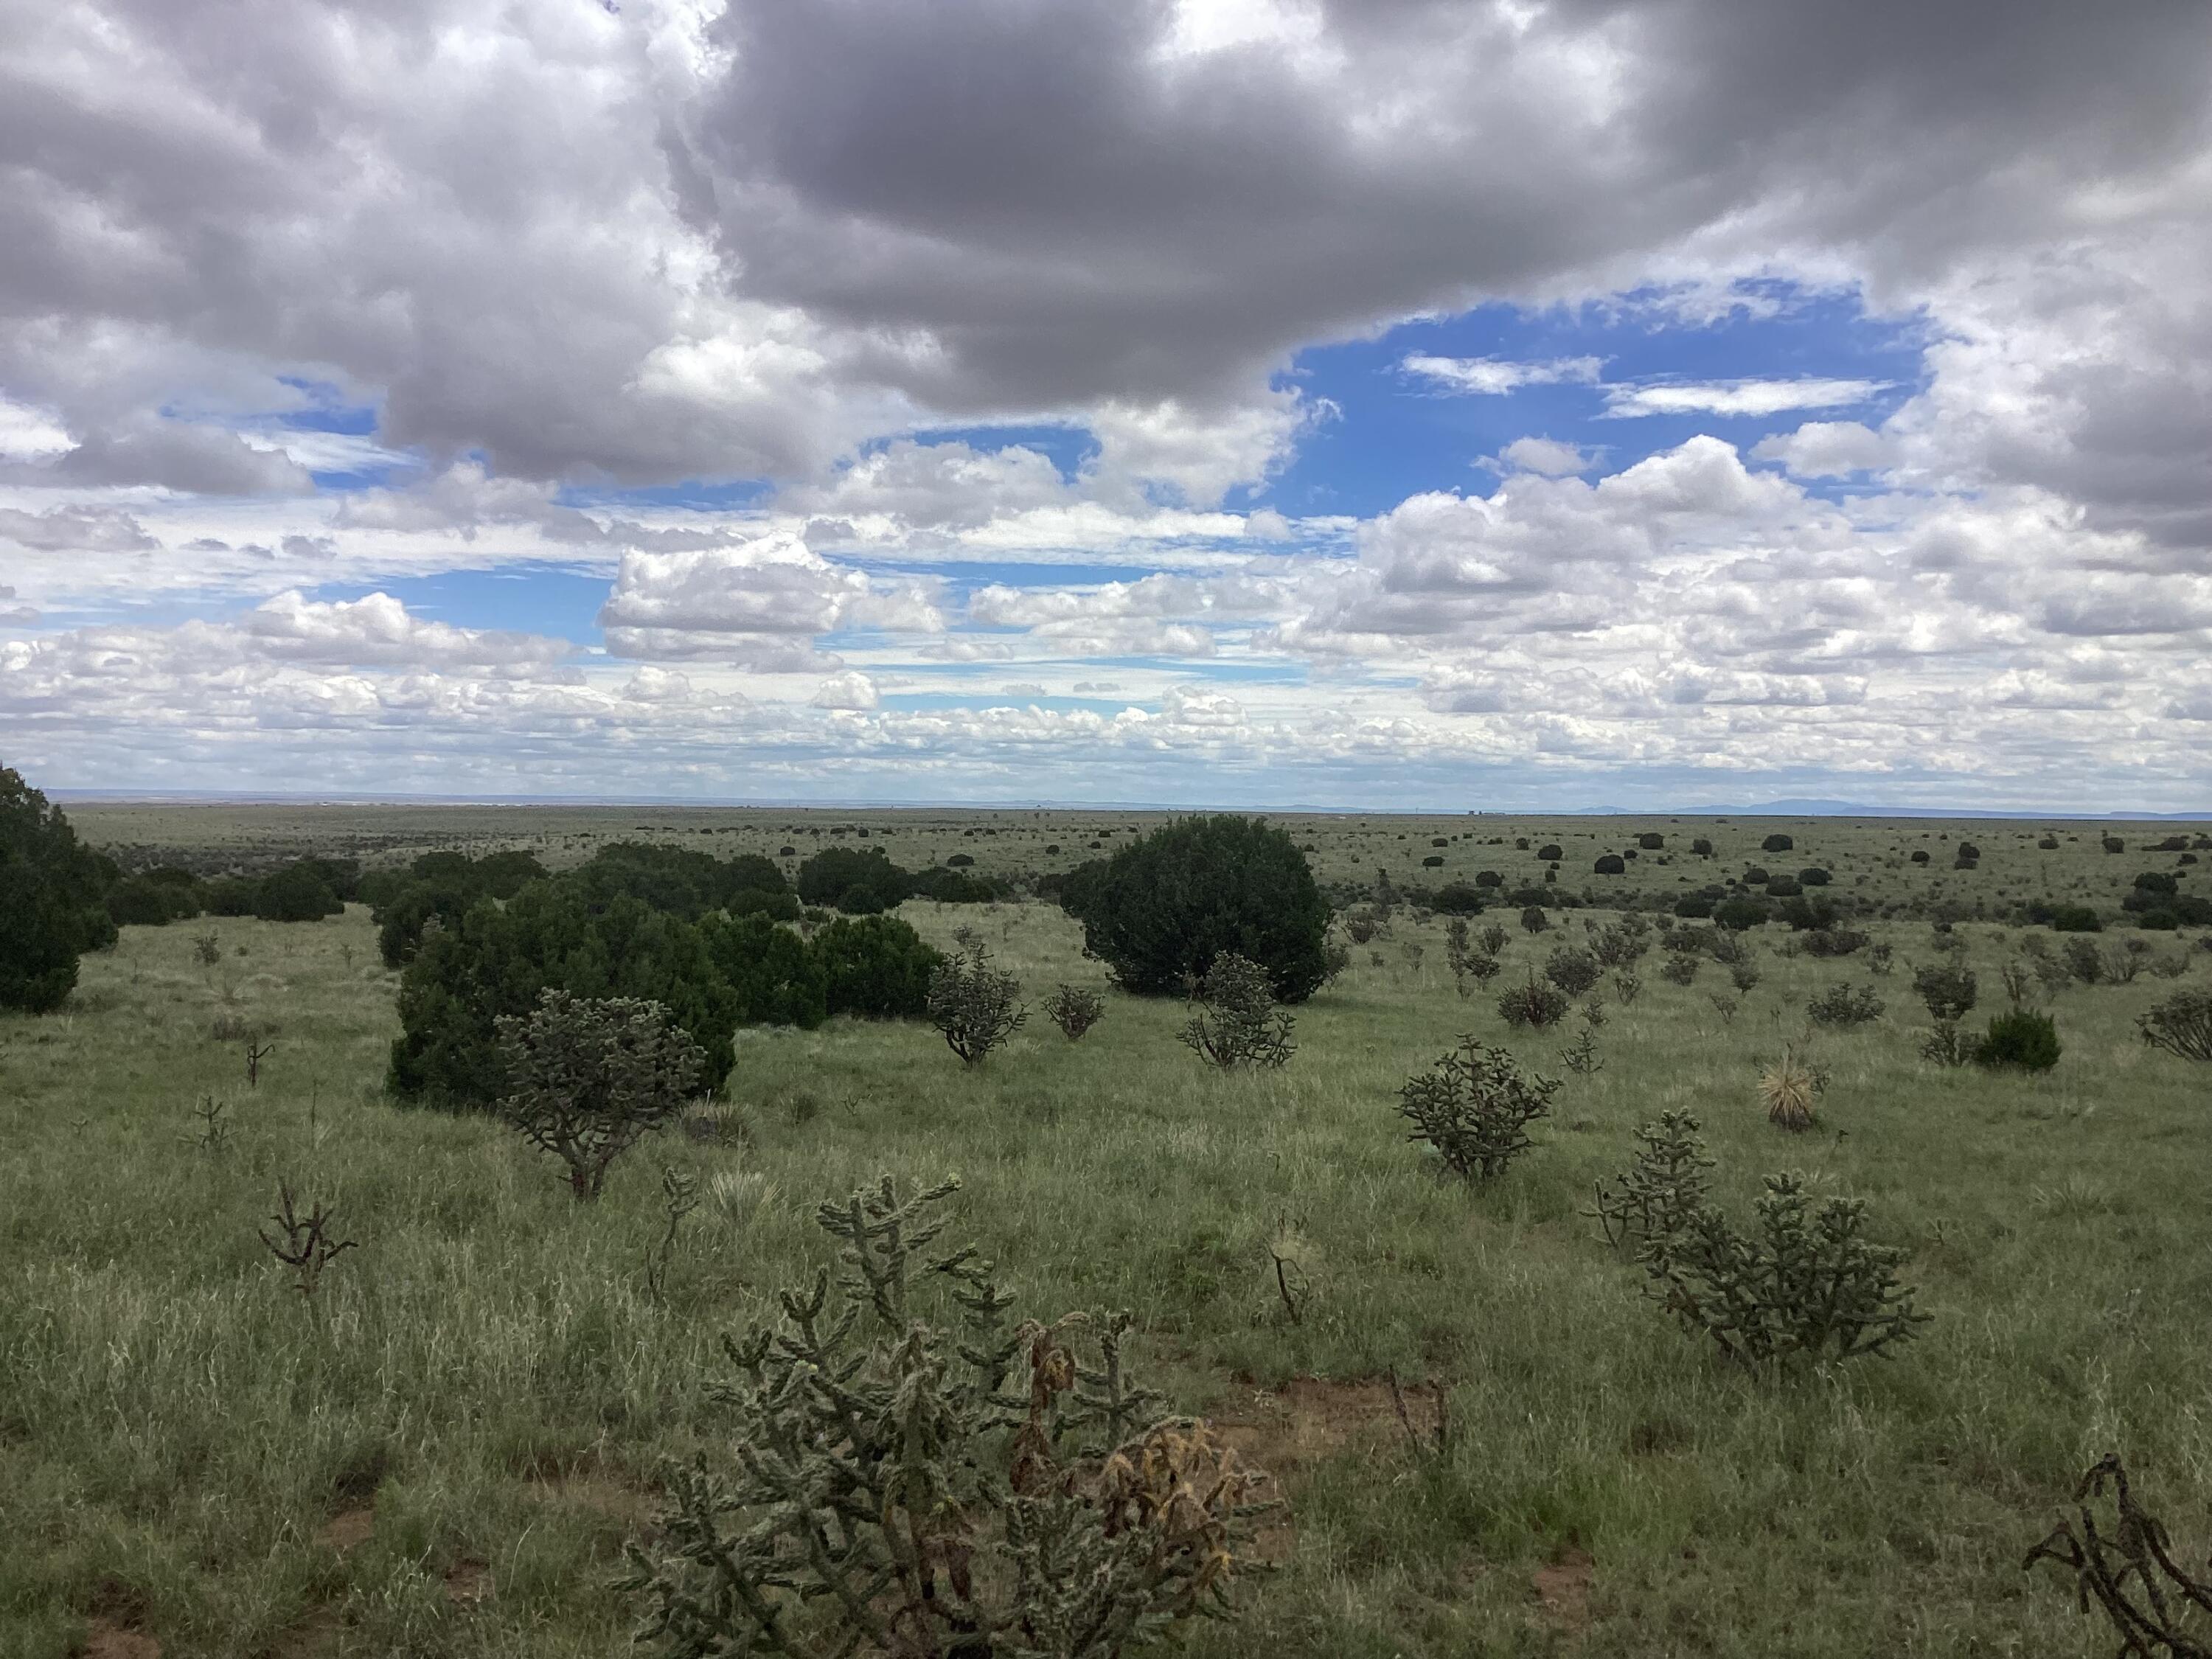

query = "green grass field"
[5,809,2211,1657]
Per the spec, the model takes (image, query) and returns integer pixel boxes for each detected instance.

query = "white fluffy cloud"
[4,2,2211,807]
[1602,380,1891,419]
[1403,356,1602,395]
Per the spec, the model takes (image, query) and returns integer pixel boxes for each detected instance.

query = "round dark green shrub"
[1594,855,1627,875]
[1057,815,1329,1001]
[1422,855,1444,868]
[1691,838,1714,856]
[810,915,943,1019]
[947,853,975,867]
[1714,897,1770,931]
[837,884,888,916]
[107,873,198,928]
[700,911,827,1028]
[1910,850,1931,865]
[1798,867,1831,886]
[253,860,346,923]
[0,767,118,1012]
[1638,832,1664,850]
[1975,1008,2060,1071]
[1674,895,1715,919]
[798,846,911,911]
[389,885,735,1108]
[1474,870,1503,888]
[1537,844,1563,861]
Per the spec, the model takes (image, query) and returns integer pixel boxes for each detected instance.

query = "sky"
[3,1,2211,812]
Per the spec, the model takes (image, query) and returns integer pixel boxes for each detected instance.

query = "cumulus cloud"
[598,532,942,669]
[1495,437,1593,476]
[1752,420,1894,478]
[0,505,160,553]
[810,670,880,709]
[6,1,2212,805]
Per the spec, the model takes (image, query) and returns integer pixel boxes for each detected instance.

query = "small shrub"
[495,990,705,1200]
[1180,951,1295,1068]
[1912,962,1978,1023]
[1798,867,1831,886]
[1593,854,1626,876]
[1479,922,1510,956]
[2136,990,2212,1062]
[1761,832,1795,853]
[1045,983,1105,1040]
[1806,984,1884,1029]
[1520,905,1549,934]
[2063,936,2106,984]
[926,939,1026,1064]
[1660,953,1700,987]
[1397,1036,1559,1181]
[1976,1008,2061,1071]
[1801,928,1867,959]
[1496,975,1570,1029]
[1543,945,1602,996]
[1641,1174,1927,1366]
[1728,959,1761,993]
[1638,832,1664,850]
[1537,843,1563,861]
[1714,897,1769,931]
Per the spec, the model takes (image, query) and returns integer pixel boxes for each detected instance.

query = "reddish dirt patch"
[1211,1374,1436,1475]
[1532,1545,1596,1632]
[82,1618,161,1659]
[1206,1374,1445,1565]
[316,1507,375,1552]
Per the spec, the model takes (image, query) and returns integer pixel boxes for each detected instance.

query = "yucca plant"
[1759,1048,1823,1132]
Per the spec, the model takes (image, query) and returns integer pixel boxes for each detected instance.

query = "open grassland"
[4,854,2210,1658]
[62,800,2212,918]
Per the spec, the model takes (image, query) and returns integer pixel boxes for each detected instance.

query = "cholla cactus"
[928,938,1028,1063]
[622,1176,1271,1659]
[1641,1174,1927,1366]
[1045,984,1106,1040]
[1397,1036,1559,1181]
[1588,1111,1714,1253]
[1178,953,1294,1068]
[497,991,705,1200]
